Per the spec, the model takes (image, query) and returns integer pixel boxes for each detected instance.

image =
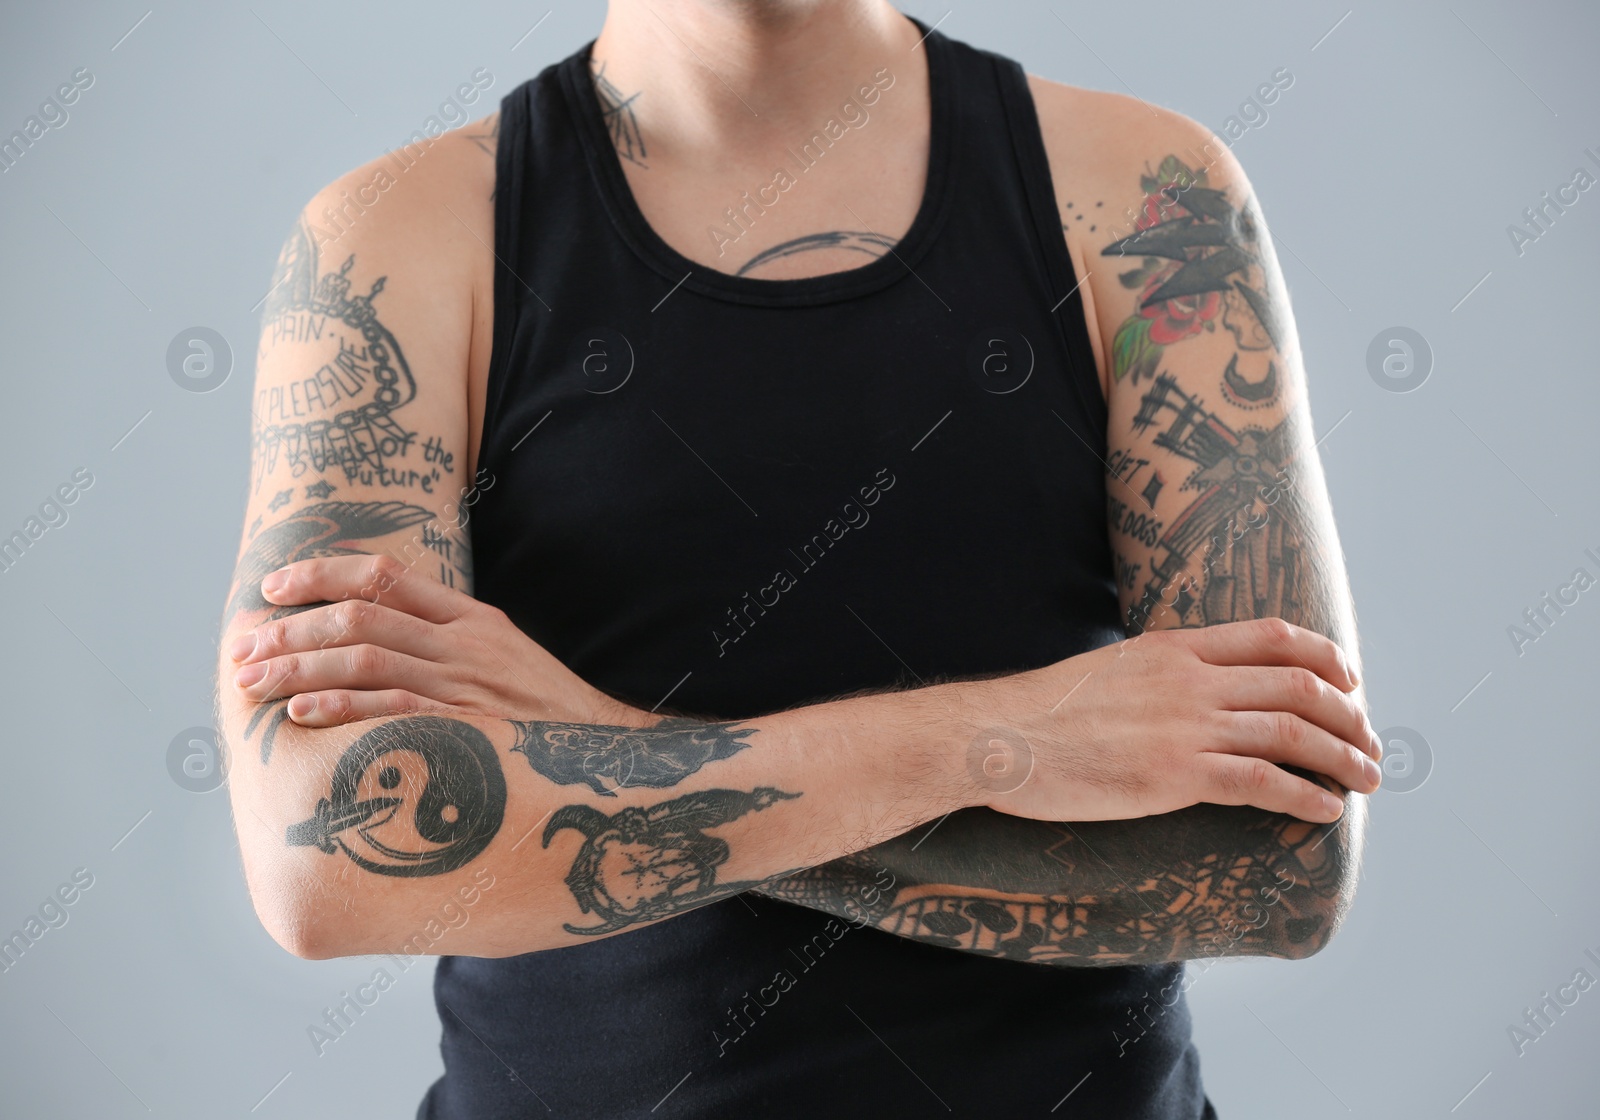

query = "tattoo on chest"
[736,230,897,277]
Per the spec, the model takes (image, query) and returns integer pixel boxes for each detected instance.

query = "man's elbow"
[1267,796,1367,961]
[239,855,374,960]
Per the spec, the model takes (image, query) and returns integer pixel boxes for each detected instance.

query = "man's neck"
[591,0,920,158]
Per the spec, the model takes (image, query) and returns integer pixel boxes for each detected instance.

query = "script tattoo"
[544,787,800,935]
[510,717,756,795]
[287,716,506,877]
[253,220,421,490]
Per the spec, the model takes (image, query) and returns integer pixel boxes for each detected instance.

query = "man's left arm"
[755,116,1371,966]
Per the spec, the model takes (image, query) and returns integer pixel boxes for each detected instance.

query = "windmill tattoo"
[1128,375,1303,632]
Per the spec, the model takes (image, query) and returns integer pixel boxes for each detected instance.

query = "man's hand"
[228,554,645,730]
[982,618,1381,826]
[234,557,1379,826]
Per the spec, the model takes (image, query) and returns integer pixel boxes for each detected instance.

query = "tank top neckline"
[556,14,957,308]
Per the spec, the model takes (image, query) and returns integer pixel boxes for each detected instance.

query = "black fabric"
[422,17,1215,1120]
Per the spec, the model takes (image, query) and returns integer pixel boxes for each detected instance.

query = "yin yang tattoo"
[287,716,506,877]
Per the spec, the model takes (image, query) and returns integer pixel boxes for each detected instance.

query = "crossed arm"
[220,123,1374,964]
[751,137,1369,965]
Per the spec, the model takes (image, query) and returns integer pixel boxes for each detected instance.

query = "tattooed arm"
[216,137,972,961]
[757,107,1373,966]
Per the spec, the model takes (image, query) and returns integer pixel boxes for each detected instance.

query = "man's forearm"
[221,655,978,959]
[756,780,1362,965]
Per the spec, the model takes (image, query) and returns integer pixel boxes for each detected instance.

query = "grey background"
[1,1,1595,1116]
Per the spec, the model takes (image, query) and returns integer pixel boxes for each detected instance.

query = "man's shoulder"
[1026,76,1249,218]
[1024,76,1261,400]
[295,111,500,269]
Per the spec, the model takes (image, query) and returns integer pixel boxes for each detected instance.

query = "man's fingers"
[233,599,441,664]
[1202,754,1348,823]
[285,688,453,728]
[1213,710,1380,795]
[1179,618,1358,692]
[233,645,449,703]
[1218,665,1380,760]
[260,554,470,625]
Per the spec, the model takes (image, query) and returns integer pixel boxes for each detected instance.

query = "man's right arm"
[219,147,978,960]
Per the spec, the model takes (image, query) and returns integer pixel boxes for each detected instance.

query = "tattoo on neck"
[590,58,647,168]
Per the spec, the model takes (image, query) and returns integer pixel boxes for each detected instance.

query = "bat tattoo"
[509,717,757,795]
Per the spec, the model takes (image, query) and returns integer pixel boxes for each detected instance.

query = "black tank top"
[425,19,1214,1120]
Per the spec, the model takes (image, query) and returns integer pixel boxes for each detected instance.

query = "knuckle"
[323,690,353,720]
[334,598,371,633]
[258,618,289,657]
[365,554,406,596]
[1345,742,1368,775]
[1285,667,1320,704]
[1259,617,1296,646]
[474,600,507,627]
[348,644,386,676]
[377,689,412,715]
[1274,711,1305,749]
[269,653,298,684]
[1242,757,1274,794]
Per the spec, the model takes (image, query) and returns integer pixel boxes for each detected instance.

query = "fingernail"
[261,568,289,597]
[1362,756,1381,788]
[288,694,317,718]
[228,632,257,661]
[1322,791,1344,817]
[235,663,266,688]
